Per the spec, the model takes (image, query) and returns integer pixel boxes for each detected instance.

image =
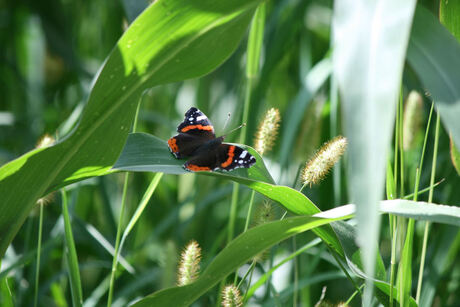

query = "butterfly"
[167,107,256,172]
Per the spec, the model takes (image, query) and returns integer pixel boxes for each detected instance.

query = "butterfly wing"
[216,144,256,171]
[168,107,216,159]
[177,107,215,138]
[168,133,209,159]
[183,144,256,172]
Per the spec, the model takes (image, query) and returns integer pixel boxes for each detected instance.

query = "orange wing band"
[220,145,235,168]
[181,125,213,132]
[168,138,179,153]
[186,164,211,171]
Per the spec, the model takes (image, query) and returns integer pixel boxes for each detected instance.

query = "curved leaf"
[332,1,417,303]
[0,0,261,256]
[131,211,353,307]
[113,133,274,183]
[380,199,460,226]
[113,133,345,257]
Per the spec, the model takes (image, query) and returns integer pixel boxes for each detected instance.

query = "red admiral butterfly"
[167,107,256,172]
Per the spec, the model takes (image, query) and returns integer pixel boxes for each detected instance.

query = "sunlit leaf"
[0,0,261,257]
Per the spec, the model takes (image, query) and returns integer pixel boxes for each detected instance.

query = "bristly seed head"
[254,108,281,155]
[403,91,423,151]
[177,240,201,286]
[221,285,243,307]
[36,134,55,149]
[251,201,275,262]
[302,136,347,186]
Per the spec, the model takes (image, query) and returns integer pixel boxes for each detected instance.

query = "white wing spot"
[238,160,243,164]
[196,115,207,121]
[239,151,248,159]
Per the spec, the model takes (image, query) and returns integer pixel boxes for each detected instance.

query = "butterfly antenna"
[222,112,231,131]
[223,123,246,137]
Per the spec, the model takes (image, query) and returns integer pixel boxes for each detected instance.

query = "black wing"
[167,133,210,159]
[183,144,256,172]
[176,107,215,137]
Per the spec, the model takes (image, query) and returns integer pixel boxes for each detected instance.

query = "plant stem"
[416,112,440,303]
[229,3,265,288]
[107,101,140,306]
[61,189,83,307]
[389,90,403,307]
[34,203,44,307]
[107,172,129,307]
[243,191,256,233]
[399,92,405,197]
[389,216,397,307]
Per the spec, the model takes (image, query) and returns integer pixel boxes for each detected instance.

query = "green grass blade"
[119,172,164,251]
[246,3,265,79]
[246,238,322,300]
[386,160,396,200]
[332,1,417,304]
[416,112,441,302]
[450,138,460,175]
[131,209,353,307]
[34,203,44,307]
[107,173,129,307]
[61,189,83,306]
[0,0,262,257]
[380,200,460,227]
[0,274,14,307]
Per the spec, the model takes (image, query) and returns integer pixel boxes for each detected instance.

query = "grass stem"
[416,112,440,303]
[33,203,44,307]
[61,189,83,306]
[107,172,129,307]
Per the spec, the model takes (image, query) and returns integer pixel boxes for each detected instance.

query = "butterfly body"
[167,107,256,172]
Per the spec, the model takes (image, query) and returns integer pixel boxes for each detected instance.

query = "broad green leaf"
[113,133,274,183]
[332,1,417,303]
[131,211,353,307]
[407,6,460,146]
[380,199,460,227]
[113,133,345,256]
[0,0,261,257]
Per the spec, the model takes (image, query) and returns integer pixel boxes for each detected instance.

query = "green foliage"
[1,0,460,306]
[0,0,260,256]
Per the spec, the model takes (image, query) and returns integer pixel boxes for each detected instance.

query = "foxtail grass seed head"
[254,108,281,155]
[221,285,243,307]
[251,201,274,262]
[302,136,347,186]
[36,134,55,149]
[37,193,54,206]
[403,91,423,150]
[253,201,274,226]
[177,240,201,286]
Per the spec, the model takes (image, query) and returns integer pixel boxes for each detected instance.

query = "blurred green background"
[1,0,459,306]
